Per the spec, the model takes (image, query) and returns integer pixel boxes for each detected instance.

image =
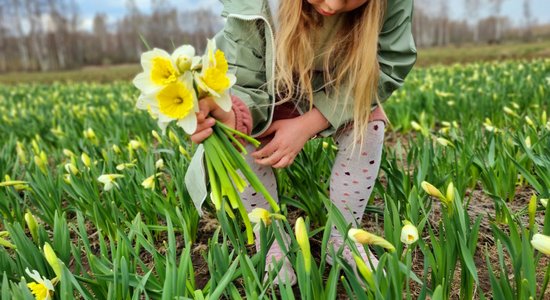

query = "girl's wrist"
[301,108,330,138]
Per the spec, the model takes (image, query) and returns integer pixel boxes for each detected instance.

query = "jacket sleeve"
[314,0,417,135]
[213,19,272,136]
[377,0,417,103]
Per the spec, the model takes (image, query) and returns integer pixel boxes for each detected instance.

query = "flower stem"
[212,125,280,212]
[215,120,261,148]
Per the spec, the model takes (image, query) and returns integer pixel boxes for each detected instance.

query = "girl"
[188,0,416,285]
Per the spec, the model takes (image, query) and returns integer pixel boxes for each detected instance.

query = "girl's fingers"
[198,97,215,115]
[190,127,213,144]
[272,156,291,169]
[251,142,277,159]
[255,149,284,166]
[196,117,216,131]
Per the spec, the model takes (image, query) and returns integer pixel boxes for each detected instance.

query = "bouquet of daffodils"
[133,40,279,244]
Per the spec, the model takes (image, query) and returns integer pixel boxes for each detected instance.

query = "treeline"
[413,0,546,47]
[0,0,546,72]
[0,0,222,72]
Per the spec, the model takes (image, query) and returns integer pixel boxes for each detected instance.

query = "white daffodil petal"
[157,112,175,123]
[133,72,158,94]
[104,182,113,191]
[97,175,110,185]
[193,73,209,93]
[191,56,202,70]
[141,48,172,71]
[177,113,197,135]
[215,92,232,112]
[136,93,155,110]
[227,73,237,86]
[25,268,55,290]
[25,268,43,283]
[158,121,170,134]
[171,45,196,61]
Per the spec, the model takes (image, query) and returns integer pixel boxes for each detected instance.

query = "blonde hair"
[274,0,386,146]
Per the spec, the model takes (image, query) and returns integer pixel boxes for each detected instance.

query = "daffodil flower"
[194,39,236,112]
[97,174,124,191]
[155,159,164,170]
[348,228,395,252]
[25,268,56,300]
[133,48,182,94]
[142,173,162,190]
[532,233,550,255]
[436,137,454,148]
[400,221,419,245]
[64,163,78,175]
[137,72,199,134]
[83,128,97,142]
[248,208,286,230]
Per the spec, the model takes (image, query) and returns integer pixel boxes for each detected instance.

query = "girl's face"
[306,0,369,16]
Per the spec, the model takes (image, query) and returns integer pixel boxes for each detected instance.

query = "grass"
[0,40,548,84]
[416,39,550,67]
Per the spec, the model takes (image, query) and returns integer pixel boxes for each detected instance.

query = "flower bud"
[112,144,122,154]
[400,220,419,245]
[353,253,374,286]
[152,130,162,143]
[177,56,192,73]
[295,217,311,273]
[446,182,455,204]
[532,233,550,256]
[348,228,395,252]
[43,242,63,278]
[421,181,445,201]
[25,212,38,242]
[81,153,91,168]
[16,141,28,164]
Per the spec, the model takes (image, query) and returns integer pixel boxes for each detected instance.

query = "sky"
[75,0,550,31]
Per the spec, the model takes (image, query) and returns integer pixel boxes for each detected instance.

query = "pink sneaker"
[256,234,297,286]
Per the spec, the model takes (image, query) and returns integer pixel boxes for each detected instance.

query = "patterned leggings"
[241,120,385,226]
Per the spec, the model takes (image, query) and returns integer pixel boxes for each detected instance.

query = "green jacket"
[216,0,417,136]
[184,0,417,211]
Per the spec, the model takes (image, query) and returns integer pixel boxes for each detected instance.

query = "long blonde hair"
[274,0,386,145]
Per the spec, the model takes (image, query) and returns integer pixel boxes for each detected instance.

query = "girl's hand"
[251,109,330,168]
[191,97,236,144]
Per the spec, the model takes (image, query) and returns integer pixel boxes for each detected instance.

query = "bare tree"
[465,0,481,43]
[10,0,31,70]
[523,0,533,41]
[437,0,450,46]
[0,2,7,71]
[490,0,505,42]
